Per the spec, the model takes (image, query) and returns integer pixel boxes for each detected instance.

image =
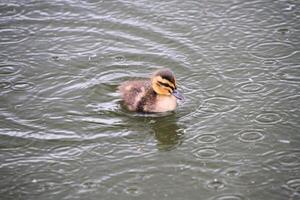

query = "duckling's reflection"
[148,113,184,151]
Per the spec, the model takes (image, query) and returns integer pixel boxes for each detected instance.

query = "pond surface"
[1,0,300,199]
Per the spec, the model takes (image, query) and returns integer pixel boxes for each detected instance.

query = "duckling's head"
[151,68,184,100]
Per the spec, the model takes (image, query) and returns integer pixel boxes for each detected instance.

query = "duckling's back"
[118,80,151,111]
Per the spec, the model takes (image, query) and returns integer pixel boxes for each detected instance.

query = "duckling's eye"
[157,81,174,94]
[157,81,175,90]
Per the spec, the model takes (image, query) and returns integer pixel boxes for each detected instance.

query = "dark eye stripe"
[158,81,175,90]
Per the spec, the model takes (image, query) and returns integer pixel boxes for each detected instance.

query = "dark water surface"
[1,0,300,199]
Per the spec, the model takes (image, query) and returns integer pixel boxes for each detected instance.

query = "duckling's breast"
[152,95,177,112]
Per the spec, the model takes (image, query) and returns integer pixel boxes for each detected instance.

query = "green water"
[0,0,300,199]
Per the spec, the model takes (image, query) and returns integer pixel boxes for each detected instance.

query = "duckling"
[118,68,184,113]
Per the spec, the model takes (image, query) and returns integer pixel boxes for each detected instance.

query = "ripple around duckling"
[248,42,296,59]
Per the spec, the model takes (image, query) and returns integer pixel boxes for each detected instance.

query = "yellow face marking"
[152,76,176,95]
[155,76,175,89]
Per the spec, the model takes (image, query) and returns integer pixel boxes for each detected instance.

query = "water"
[0,0,300,199]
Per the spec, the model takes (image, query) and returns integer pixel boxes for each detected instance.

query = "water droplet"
[225,169,240,177]
[277,28,290,35]
[124,186,143,196]
[207,179,225,190]
[114,55,125,62]
[51,56,59,61]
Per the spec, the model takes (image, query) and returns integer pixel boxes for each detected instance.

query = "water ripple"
[283,178,300,193]
[0,81,11,90]
[193,147,222,160]
[0,28,30,44]
[255,112,283,124]
[238,82,266,94]
[220,166,241,178]
[261,59,280,67]
[49,145,83,159]
[221,63,266,79]
[86,143,115,158]
[195,134,219,144]
[275,65,300,82]
[219,165,274,189]
[200,97,238,113]
[249,42,296,59]
[237,130,265,143]
[0,63,21,76]
[0,3,25,18]
[11,81,35,91]
[210,194,247,200]
[12,171,67,197]
[183,73,223,91]
[264,150,300,172]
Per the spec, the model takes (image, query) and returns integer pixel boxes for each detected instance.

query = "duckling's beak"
[172,89,184,100]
